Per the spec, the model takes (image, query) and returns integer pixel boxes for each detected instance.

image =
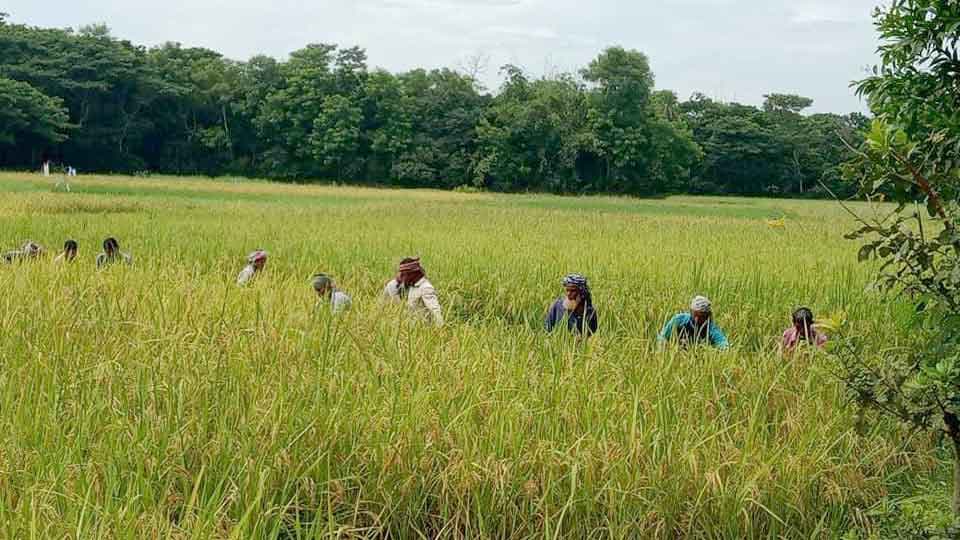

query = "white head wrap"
[247,249,268,264]
[22,241,42,257]
[691,295,712,313]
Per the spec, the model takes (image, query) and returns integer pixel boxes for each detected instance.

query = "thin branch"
[816,179,875,228]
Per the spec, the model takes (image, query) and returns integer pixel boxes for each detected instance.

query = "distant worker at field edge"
[383,257,443,326]
[53,240,78,263]
[658,295,730,350]
[311,273,352,314]
[781,307,828,353]
[237,249,267,286]
[96,237,133,268]
[2,241,44,264]
[544,273,599,337]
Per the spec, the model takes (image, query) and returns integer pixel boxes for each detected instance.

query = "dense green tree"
[762,93,814,116]
[255,43,340,178]
[0,77,71,163]
[581,47,699,194]
[359,70,412,182]
[0,15,865,196]
[143,43,244,175]
[765,93,816,194]
[393,68,487,188]
[0,21,162,170]
[681,95,782,194]
[680,94,863,196]
[581,47,655,193]
[310,95,362,180]
[651,90,681,122]
[834,0,960,520]
[233,55,283,175]
[646,96,702,193]
[475,66,596,192]
[795,112,867,197]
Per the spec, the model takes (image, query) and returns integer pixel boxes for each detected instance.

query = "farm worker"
[53,240,78,263]
[544,273,599,337]
[658,295,729,350]
[311,273,352,314]
[96,237,133,268]
[2,241,44,264]
[383,257,444,326]
[781,307,828,353]
[237,249,267,286]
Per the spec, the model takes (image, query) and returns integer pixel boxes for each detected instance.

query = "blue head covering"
[562,273,593,306]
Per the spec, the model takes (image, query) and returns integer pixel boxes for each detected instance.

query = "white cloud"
[789,1,869,23]
[4,0,880,112]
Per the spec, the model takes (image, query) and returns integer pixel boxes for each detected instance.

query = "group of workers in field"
[3,238,827,353]
[3,237,132,268]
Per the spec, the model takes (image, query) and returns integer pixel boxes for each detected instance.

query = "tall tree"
[0,21,162,170]
[0,77,71,163]
[310,94,362,181]
[0,15,865,196]
[765,93,814,194]
[680,94,863,196]
[393,68,487,188]
[475,65,596,192]
[234,55,283,175]
[762,93,814,116]
[581,47,698,194]
[681,95,782,194]
[144,43,243,175]
[360,70,412,183]
[581,47,655,193]
[256,43,339,178]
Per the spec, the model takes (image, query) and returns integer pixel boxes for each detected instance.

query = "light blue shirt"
[658,313,729,350]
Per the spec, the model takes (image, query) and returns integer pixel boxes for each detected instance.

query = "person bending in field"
[544,273,599,337]
[96,237,133,268]
[311,273,352,314]
[2,241,44,264]
[54,240,78,264]
[658,295,729,350]
[383,257,443,326]
[237,249,267,286]
[781,307,827,353]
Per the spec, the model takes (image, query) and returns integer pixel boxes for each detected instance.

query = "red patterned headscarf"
[398,257,425,284]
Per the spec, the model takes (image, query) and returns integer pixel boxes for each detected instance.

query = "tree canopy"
[835,0,960,524]
[0,17,864,196]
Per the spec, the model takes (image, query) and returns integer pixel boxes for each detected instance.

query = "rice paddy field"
[0,172,943,538]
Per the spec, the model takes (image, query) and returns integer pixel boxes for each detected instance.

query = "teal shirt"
[658,313,729,350]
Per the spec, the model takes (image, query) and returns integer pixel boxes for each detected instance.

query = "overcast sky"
[5,0,882,113]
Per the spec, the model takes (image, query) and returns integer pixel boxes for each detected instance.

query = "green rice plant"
[0,172,942,538]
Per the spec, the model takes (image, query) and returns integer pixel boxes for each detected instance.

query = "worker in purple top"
[781,307,828,353]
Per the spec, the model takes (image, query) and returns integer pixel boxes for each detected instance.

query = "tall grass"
[0,173,938,538]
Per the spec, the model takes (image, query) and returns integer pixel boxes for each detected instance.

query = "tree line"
[0,14,866,197]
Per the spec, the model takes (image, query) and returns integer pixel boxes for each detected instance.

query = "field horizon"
[0,172,944,538]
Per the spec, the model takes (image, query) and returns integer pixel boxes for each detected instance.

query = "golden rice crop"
[0,172,937,539]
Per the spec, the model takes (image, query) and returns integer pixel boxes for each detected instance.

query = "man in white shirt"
[237,249,267,286]
[383,257,443,326]
[311,273,352,314]
[3,241,43,264]
[53,240,78,263]
[96,237,133,268]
